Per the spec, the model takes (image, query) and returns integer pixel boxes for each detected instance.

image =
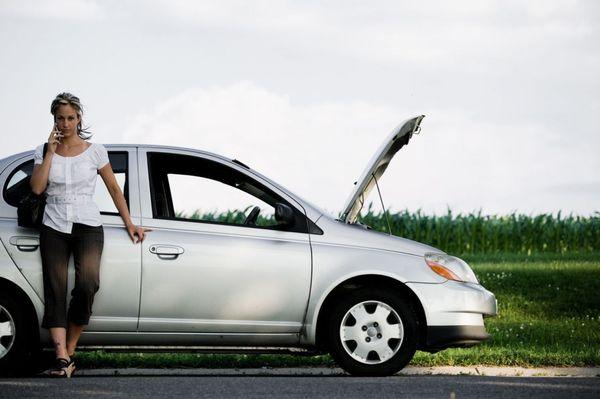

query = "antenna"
[372,173,392,235]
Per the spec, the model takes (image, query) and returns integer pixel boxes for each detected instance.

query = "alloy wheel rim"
[0,304,16,359]
[339,300,404,365]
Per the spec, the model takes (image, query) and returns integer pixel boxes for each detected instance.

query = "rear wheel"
[0,293,37,376]
[327,288,418,376]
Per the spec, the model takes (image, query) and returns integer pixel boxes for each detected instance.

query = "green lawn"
[75,255,600,369]
[413,256,600,367]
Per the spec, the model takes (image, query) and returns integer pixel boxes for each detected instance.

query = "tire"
[0,292,37,376]
[326,288,418,376]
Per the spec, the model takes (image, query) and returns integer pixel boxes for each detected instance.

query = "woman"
[30,92,150,377]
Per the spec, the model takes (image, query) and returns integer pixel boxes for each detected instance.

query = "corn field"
[177,207,277,228]
[359,208,600,255]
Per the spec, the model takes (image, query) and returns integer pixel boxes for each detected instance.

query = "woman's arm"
[30,127,62,194]
[30,157,53,195]
[98,164,151,243]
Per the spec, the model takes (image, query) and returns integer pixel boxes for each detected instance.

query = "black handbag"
[17,143,48,228]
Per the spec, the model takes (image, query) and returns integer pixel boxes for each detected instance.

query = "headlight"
[425,253,479,284]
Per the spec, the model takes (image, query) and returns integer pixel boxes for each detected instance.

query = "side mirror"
[275,203,295,226]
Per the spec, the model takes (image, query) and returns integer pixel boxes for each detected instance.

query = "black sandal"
[41,357,76,378]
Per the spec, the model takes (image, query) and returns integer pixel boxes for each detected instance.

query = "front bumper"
[406,280,497,351]
[425,325,490,352]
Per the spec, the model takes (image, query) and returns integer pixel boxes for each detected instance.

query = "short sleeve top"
[34,142,110,234]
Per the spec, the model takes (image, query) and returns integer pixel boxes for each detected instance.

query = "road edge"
[72,366,600,377]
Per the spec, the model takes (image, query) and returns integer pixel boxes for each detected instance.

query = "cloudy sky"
[1,0,598,216]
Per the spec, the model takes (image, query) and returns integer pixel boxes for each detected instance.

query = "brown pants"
[40,223,104,329]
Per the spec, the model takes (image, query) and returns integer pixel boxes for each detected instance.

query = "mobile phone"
[54,123,62,143]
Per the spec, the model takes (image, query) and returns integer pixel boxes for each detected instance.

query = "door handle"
[149,245,184,260]
[9,236,40,252]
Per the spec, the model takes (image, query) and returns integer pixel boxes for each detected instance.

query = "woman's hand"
[47,124,63,154]
[126,224,152,244]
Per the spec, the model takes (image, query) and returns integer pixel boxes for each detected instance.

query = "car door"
[137,148,313,338]
[0,146,141,332]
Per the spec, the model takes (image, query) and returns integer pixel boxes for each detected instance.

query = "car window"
[147,152,310,233]
[3,152,129,215]
[167,174,277,226]
[95,152,129,215]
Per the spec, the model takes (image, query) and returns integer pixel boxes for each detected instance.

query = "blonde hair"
[50,92,92,139]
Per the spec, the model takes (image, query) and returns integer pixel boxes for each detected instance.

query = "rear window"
[3,152,129,215]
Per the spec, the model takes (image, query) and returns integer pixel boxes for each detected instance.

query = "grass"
[73,254,600,369]
[411,257,600,367]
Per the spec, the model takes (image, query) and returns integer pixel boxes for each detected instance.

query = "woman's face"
[55,104,80,138]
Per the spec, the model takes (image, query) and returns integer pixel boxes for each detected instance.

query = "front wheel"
[327,288,418,376]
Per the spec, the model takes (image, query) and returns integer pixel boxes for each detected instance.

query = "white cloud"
[99,0,598,66]
[123,82,599,216]
[1,1,597,216]
[123,81,400,214]
[0,0,104,20]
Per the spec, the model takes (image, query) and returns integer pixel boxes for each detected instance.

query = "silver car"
[0,116,497,376]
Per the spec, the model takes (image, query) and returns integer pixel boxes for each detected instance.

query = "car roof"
[1,143,235,168]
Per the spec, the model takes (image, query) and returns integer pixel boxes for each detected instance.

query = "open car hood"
[340,115,425,223]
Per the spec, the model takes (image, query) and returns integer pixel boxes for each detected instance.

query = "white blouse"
[33,142,110,234]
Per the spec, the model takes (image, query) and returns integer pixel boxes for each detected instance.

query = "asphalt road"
[1,374,599,399]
